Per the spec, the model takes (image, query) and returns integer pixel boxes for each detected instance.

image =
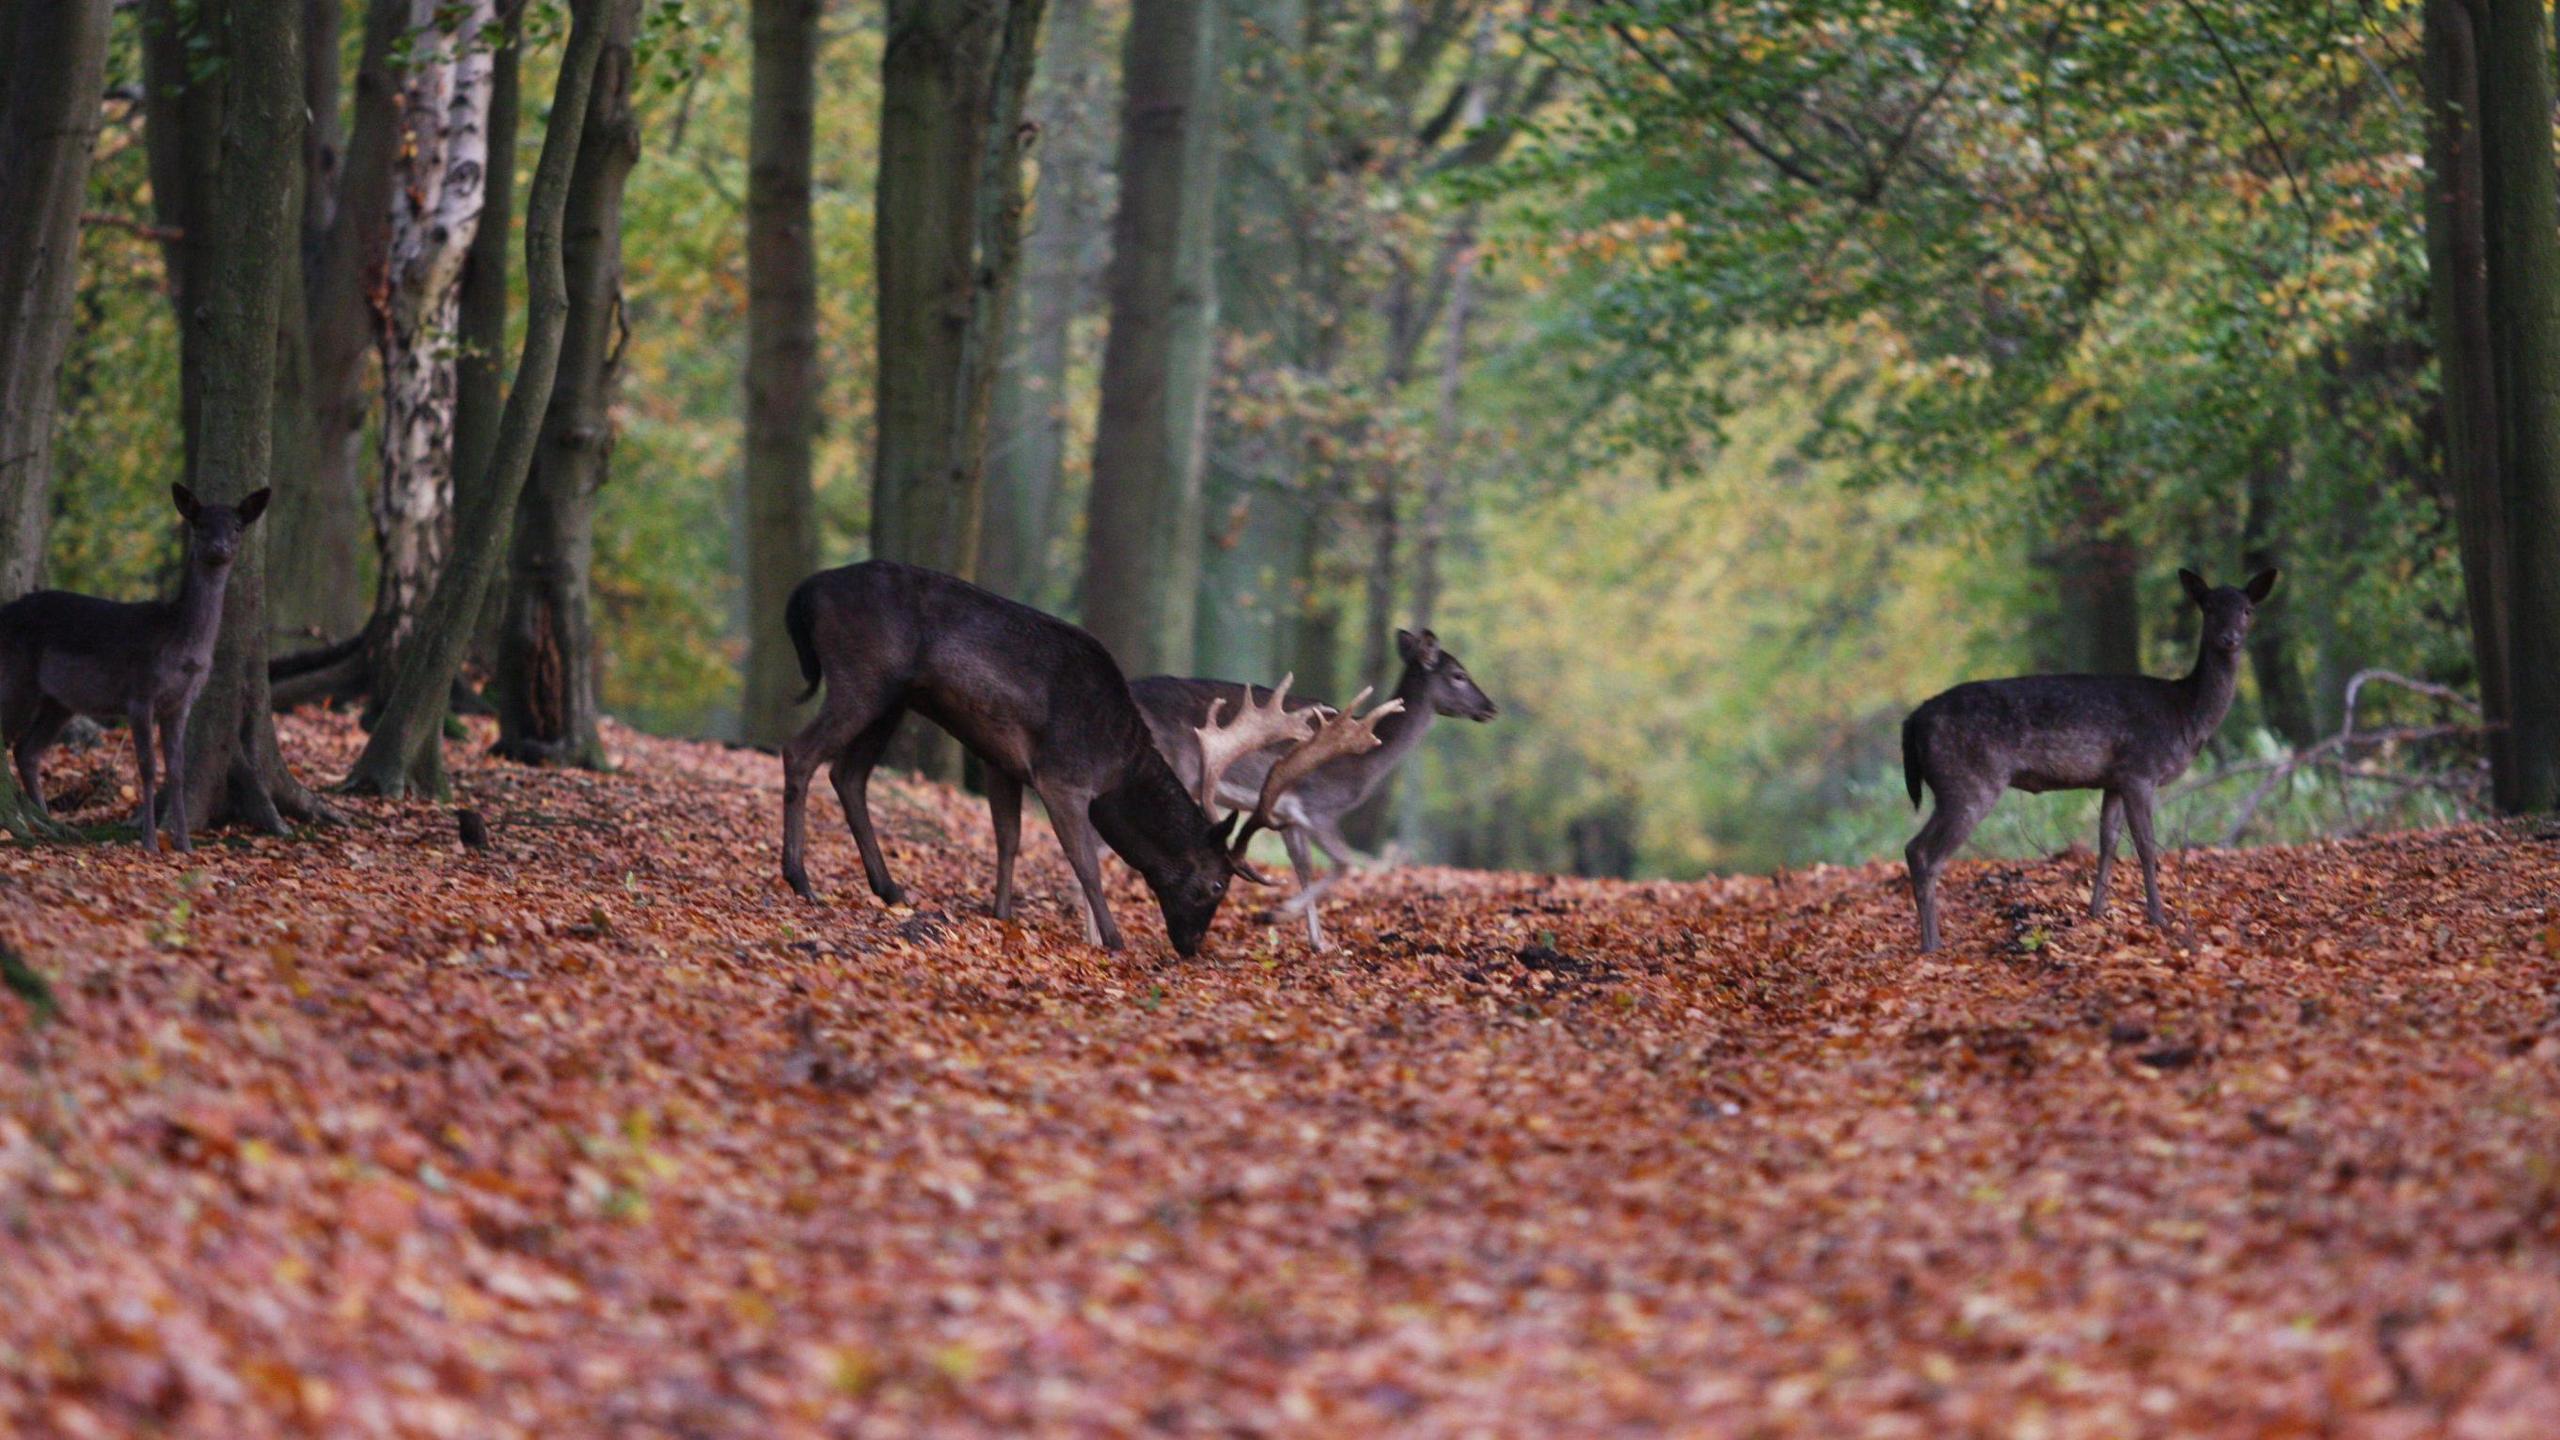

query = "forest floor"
[2,713,2558,1438]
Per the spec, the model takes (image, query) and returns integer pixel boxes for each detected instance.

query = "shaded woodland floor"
[3,713,2558,1437]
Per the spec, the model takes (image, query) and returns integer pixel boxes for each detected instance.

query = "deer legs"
[2120,781,2167,929]
[1036,781,1122,951]
[1281,827,1328,951]
[828,712,908,905]
[1904,786,1992,953]
[158,702,191,854]
[8,699,67,818]
[2090,790,2124,916]
[127,704,158,855]
[783,690,893,901]
[986,770,1022,920]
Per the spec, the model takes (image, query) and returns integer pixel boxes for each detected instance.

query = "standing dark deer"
[1130,628,1499,949]
[1900,568,2276,952]
[0,484,271,852]
[779,561,1400,956]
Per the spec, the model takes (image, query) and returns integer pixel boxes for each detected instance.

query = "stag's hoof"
[875,883,907,906]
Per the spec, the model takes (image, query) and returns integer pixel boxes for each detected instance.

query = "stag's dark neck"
[1095,737,1209,881]
[2176,637,2242,748]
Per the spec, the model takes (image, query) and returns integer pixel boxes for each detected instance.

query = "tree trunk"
[496,0,639,770]
[1080,0,1221,675]
[739,0,823,750]
[2476,0,2560,810]
[138,0,324,835]
[346,0,616,799]
[458,13,523,680]
[2421,0,2516,803]
[0,0,110,601]
[366,0,500,689]
[979,0,1107,608]
[269,0,405,650]
[1412,240,1476,632]
[873,0,1048,775]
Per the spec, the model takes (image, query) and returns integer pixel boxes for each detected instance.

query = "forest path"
[3,712,2557,1436]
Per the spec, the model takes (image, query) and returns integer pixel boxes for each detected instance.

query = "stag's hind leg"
[828,710,910,905]
[1280,826,1329,951]
[9,699,68,818]
[1906,781,1995,953]
[782,688,892,901]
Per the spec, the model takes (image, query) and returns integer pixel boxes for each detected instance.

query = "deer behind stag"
[778,561,1398,956]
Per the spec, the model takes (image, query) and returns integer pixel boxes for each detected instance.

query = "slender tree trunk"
[2241,445,2318,748]
[2422,0,2517,803]
[739,0,823,749]
[497,0,639,770]
[873,0,1048,774]
[346,0,617,799]
[979,0,1107,608]
[0,0,110,601]
[366,0,500,688]
[1081,0,1221,675]
[458,13,523,681]
[2477,0,2560,809]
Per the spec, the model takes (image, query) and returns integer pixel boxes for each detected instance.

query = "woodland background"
[4,0,2550,868]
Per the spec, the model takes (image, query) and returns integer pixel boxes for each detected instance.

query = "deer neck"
[172,553,232,660]
[2177,639,2242,747]
[1361,663,1439,773]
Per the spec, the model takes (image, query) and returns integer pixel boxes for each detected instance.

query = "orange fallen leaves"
[0,711,2556,1435]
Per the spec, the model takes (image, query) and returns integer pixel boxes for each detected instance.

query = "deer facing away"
[1130,628,1499,950]
[1900,568,2276,952]
[779,561,1398,956]
[0,484,270,852]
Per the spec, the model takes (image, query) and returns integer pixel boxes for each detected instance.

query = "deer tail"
[785,576,822,703]
[1901,710,1927,809]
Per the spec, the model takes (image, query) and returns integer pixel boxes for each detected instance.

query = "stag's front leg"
[1038,783,1121,950]
[2122,782,2167,930]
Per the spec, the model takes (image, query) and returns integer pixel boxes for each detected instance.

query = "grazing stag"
[779,561,1400,956]
[1900,568,2277,952]
[0,484,270,852]
[1131,628,1499,949]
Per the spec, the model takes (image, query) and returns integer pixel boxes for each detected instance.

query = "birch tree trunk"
[0,0,111,602]
[346,0,616,799]
[1080,0,1222,676]
[497,0,641,770]
[739,0,822,749]
[367,0,499,684]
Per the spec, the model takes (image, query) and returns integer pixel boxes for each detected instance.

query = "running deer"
[1900,568,2277,952]
[0,484,271,852]
[1130,628,1499,949]
[779,561,1400,956]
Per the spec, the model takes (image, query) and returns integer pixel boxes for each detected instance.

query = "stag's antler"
[1194,673,1318,815]
[1232,687,1403,850]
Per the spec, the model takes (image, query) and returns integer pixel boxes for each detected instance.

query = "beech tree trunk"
[0,0,110,602]
[2474,0,2560,810]
[979,0,1109,609]
[267,0,402,646]
[872,0,1048,775]
[1081,0,1221,675]
[456,12,523,681]
[139,0,324,834]
[497,0,640,770]
[2421,0,2517,804]
[367,0,500,685]
[739,0,823,749]
[348,0,615,798]
[2242,446,2318,749]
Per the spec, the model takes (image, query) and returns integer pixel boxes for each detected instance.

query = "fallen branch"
[2173,669,2497,845]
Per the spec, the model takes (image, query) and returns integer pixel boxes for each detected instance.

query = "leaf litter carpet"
[3,712,2558,1437]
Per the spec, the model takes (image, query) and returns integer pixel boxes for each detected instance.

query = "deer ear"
[2243,567,2278,603]
[237,488,272,525]
[172,483,201,521]
[2178,569,2211,605]
[1397,628,1439,666]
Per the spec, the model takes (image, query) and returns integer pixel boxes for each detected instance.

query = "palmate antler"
[1194,673,1318,815]
[1232,686,1403,852]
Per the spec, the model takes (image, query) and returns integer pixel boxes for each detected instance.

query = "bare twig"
[2175,670,2495,844]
